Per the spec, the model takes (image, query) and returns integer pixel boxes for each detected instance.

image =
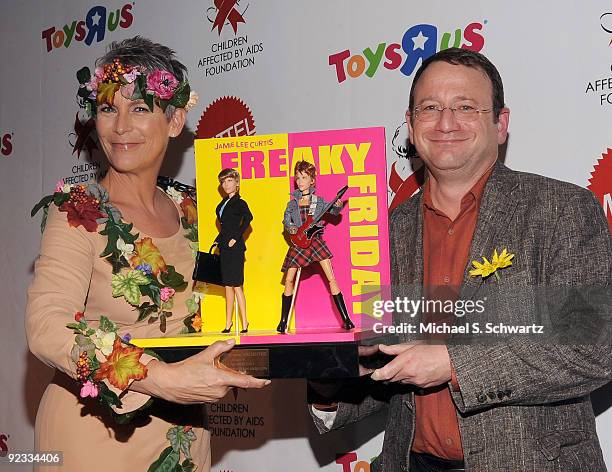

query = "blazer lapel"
[461,161,520,300]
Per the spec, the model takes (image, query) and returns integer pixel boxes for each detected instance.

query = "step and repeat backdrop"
[1,1,612,470]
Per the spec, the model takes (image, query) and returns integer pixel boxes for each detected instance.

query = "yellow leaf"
[130,237,167,275]
[469,249,515,279]
[97,82,120,106]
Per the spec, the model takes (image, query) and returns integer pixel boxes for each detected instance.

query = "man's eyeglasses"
[412,104,493,122]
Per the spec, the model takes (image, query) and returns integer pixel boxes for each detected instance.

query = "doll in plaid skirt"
[277,161,355,333]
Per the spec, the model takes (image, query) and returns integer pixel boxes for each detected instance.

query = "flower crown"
[76,58,198,117]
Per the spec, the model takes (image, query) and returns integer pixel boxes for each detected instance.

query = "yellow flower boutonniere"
[469,248,515,281]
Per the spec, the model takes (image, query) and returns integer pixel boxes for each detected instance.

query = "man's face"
[407,62,509,179]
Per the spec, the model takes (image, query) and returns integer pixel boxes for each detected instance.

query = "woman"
[26,37,268,471]
[214,168,252,333]
[277,160,355,333]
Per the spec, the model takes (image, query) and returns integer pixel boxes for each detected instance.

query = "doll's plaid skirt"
[281,207,333,271]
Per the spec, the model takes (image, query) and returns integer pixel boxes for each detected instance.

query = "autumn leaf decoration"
[130,237,167,275]
[94,338,147,390]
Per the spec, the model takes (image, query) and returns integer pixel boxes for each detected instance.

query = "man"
[310,48,612,471]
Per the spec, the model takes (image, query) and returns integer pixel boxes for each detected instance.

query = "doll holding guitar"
[277,160,355,333]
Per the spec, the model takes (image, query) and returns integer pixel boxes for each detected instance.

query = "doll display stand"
[132,127,391,379]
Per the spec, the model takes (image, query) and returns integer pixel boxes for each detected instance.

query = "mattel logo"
[0,433,8,457]
[329,21,485,83]
[1,133,13,157]
[41,3,134,53]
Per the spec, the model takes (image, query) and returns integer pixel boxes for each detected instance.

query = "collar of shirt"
[422,164,495,220]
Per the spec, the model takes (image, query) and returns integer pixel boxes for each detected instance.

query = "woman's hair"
[294,160,316,182]
[96,36,187,118]
[218,168,240,186]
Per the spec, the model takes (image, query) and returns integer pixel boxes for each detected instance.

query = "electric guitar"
[289,185,348,249]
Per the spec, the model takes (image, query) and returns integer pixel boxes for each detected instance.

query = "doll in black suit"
[214,168,253,333]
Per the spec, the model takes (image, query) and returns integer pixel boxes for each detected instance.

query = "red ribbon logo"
[211,0,246,35]
[71,114,98,158]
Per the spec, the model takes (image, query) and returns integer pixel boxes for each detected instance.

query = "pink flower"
[160,287,176,302]
[80,380,99,398]
[123,70,140,83]
[54,180,64,192]
[146,70,179,100]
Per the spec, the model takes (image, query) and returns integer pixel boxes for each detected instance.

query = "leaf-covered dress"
[26,193,210,471]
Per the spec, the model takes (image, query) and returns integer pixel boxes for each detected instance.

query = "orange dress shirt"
[410,168,493,460]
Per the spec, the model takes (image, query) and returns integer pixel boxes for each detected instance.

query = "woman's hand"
[133,339,270,404]
[228,239,236,247]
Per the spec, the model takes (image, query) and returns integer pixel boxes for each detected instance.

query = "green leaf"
[66,322,81,330]
[136,302,158,322]
[170,81,190,108]
[77,86,91,99]
[180,459,196,472]
[148,446,180,472]
[106,253,131,274]
[140,283,161,306]
[31,194,54,217]
[111,271,150,305]
[99,216,137,259]
[144,92,155,113]
[97,382,122,408]
[40,206,49,232]
[159,313,167,333]
[132,74,147,101]
[76,67,91,85]
[99,316,117,333]
[161,266,188,291]
[52,192,70,207]
[185,298,198,315]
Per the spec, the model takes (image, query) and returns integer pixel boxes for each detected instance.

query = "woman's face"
[95,89,185,175]
[221,177,239,196]
[295,171,314,192]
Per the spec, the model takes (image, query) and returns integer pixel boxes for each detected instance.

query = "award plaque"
[132,127,390,378]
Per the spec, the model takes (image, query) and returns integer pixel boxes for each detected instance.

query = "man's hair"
[408,48,505,122]
[294,160,317,182]
[218,168,240,185]
[96,36,187,118]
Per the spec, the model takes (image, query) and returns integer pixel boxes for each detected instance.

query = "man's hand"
[358,344,380,376]
[370,343,452,388]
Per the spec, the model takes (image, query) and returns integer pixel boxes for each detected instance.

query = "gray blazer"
[283,187,341,230]
[312,161,612,471]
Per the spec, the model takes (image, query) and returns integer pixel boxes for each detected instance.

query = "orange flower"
[130,237,167,275]
[192,313,202,332]
[180,196,197,225]
[94,338,147,390]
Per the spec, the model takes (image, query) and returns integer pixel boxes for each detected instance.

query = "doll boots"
[277,293,355,333]
[277,294,292,333]
[333,293,355,330]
